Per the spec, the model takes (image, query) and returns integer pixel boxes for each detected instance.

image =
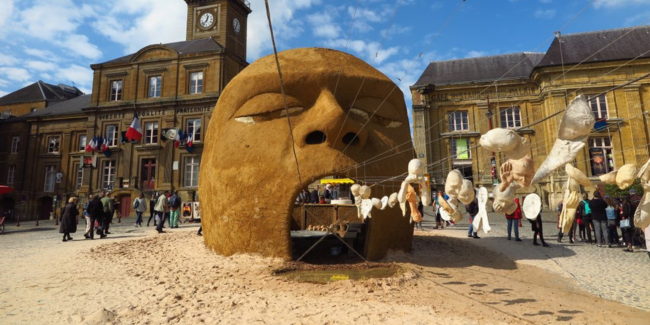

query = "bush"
[603,178,644,198]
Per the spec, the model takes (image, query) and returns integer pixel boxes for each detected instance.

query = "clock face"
[233,18,241,34]
[199,12,214,28]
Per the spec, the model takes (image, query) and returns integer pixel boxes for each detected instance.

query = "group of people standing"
[557,189,644,254]
[141,190,183,234]
[296,184,338,204]
[58,191,118,241]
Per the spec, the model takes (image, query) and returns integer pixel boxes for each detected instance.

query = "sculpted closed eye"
[350,107,402,128]
[234,106,306,124]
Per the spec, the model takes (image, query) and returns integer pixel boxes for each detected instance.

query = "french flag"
[101,137,109,152]
[85,137,96,152]
[126,113,143,142]
[174,130,185,148]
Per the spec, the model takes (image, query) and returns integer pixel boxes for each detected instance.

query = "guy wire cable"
[264,0,302,185]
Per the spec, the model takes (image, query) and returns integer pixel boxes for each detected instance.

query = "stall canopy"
[320,178,355,184]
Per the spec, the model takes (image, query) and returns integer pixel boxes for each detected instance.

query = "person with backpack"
[168,191,182,228]
[133,193,147,227]
[590,191,609,247]
[605,196,620,246]
[579,193,594,244]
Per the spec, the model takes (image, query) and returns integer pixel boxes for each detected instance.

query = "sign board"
[182,202,193,219]
[173,161,179,171]
[122,179,130,188]
[82,155,97,168]
[193,202,201,220]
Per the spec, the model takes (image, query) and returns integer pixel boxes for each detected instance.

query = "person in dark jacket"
[589,191,609,247]
[148,192,158,227]
[531,212,549,247]
[578,193,593,244]
[466,197,479,238]
[620,194,635,252]
[86,194,104,239]
[310,185,320,204]
[59,197,79,242]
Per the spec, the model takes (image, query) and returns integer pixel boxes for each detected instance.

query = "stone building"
[0,0,251,221]
[0,80,82,117]
[411,27,650,207]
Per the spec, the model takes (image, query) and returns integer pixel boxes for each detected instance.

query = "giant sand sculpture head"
[199,48,413,260]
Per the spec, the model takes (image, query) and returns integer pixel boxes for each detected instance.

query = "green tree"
[603,178,644,198]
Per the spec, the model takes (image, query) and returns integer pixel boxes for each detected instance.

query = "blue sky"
[1,0,649,117]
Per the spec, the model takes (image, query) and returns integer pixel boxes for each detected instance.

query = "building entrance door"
[141,159,156,191]
[120,195,131,218]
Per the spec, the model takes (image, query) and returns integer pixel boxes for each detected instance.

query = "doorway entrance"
[141,158,156,191]
[120,195,131,218]
[36,196,53,220]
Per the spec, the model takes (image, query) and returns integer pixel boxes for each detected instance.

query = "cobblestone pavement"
[418,207,650,311]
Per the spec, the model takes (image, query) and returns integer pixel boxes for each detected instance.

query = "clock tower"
[185,0,251,61]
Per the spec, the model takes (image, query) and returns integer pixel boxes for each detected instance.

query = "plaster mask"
[565,164,592,187]
[361,199,374,219]
[388,192,398,208]
[407,159,425,181]
[479,128,520,153]
[372,197,382,209]
[616,164,638,189]
[493,183,520,214]
[506,136,531,160]
[458,179,476,205]
[198,48,413,259]
[633,186,650,229]
[380,196,389,210]
[359,185,372,199]
[445,169,464,198]
[522,193,541,220]
[350,184,361,196]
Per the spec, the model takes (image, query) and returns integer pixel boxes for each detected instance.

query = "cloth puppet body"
[565,164,592,187]
[522,193,542,221]
[445,170,464,198]
[532,95,595,185]
[438,195,462,222]
[458,179,476,205]
[634,165,650,228]
[493,182,520,214]
[599,170,617,184]
[398,159,431,206]
[351,184,362,219]
[559,187,580,234]
[380,196,389,210]
[472,187,491,233]
[359,185,373,219]
[388,193,398,208]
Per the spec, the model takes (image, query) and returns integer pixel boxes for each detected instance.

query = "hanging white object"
[351,184,363,219]
[398,159,431,206]
[472,187,491,234]
[361,199,374,220]
[493,182,520,214]
[559,188,580,234]
[531,95,594,185]
[638,158,650,182]
[598,170,617,184]
[371,198,382,209]
[445,170,463,198]
[458,179,475,205]
[522,193,541,221]
[399,201,407,216]
[388,192,398,208]
[633,183,650,229]
[359,185,372,199]
[616,164,637,189]
[479,128,530,160]
[380,196,388,210]
[565,164,592,187]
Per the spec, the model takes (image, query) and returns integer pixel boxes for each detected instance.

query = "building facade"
[412,27,650,208]
[0,0,251,221]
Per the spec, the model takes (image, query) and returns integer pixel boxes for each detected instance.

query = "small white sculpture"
[479,128,530,160]
[638,158,650,182]
[531,95,595,185]
[598,170,617,184]
[472,187,491,233]
[522,193,542,221]
[559,187,580,234]
[458,179,476,205]
[405,184,422,224]
[361,199,374,220]
[633,183,650,229]
[438,195,462,222]
[565,164,592,187]
[616,164,638,189]
[371,198,382,209]
[388,192,398,208]
[398,159,431,208]
[351,184,362,218]
[445,170,464,198]
[380,196,389,210]
[359,185,372,199]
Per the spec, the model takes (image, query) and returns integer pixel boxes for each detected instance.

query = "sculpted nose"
[297,90,367,150]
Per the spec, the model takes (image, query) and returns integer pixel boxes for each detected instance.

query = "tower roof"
[0,80,83,106]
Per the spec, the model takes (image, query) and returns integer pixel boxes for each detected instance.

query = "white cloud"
[307,11,341,38]
[54,64,93,91]
[55,34,102,60]
[0,0,14,31]
[324,39,399,64]
[625,11,650,25]
[466,50,489,58]
[23,48,59,62]
[534,9,556,19]
[0,90,7,97]
[0,53,18,66]
[0,67,32,83]
[595,0,650,8]
[25,61,58,72]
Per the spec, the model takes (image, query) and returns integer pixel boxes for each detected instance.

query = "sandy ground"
[2,223,649,325]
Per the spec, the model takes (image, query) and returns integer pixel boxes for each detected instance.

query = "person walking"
[505,198,522,241]
[83,194,93,237]
[530,212,549,247]
[147,192,158,227]
[100,192,115,235]
[59,197,79,242]
[620,194,635,252]
[590,191,609,248]
[466,197,479,238]
[86,194,104,239]
[169,191,181,228]
[579,193,594,244]
[605,197,620,246]
[310,185,320,204]
[154,190,170,234]
[133,193,147,227]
